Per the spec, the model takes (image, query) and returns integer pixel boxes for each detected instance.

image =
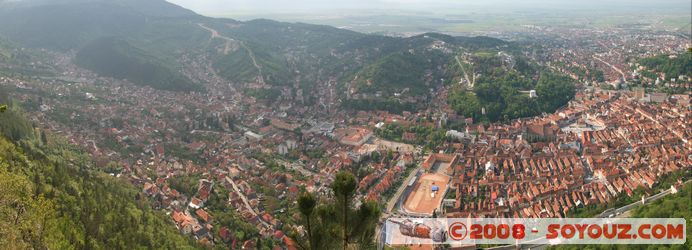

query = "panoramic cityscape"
[0,0,689,249]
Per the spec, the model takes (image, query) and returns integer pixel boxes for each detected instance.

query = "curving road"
[455,55,475,88]
[198,23,264,82]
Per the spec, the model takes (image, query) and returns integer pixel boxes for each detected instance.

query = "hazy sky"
[166,0,690,15]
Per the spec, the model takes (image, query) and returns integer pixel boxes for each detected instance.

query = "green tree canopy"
[294,171,381,250]
[0,110,199,249]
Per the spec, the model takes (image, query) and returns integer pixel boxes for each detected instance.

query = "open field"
[213,10,691,35]
[402,173,450,216]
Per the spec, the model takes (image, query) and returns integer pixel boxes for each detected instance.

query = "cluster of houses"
[431,89,690,218]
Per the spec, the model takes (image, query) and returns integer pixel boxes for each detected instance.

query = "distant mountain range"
[0,0,509,94]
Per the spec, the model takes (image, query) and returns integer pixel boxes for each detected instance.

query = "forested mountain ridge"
[0,0,210,91]
[0,96,200,249]
[75,37,203,92]
[0,0,524,95]
[0,0,576,121]
[347,34,511,96]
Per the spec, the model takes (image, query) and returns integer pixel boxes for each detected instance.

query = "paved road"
[376,164,421,249]
[385,167,420,213]
[455,55,475,88]
[224,176,270,227]
[198,23,263,82]
[593,55,626,82]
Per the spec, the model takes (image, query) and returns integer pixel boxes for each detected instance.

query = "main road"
[224,176,270,227]
[376,160,422,249]
[593,55,626,82]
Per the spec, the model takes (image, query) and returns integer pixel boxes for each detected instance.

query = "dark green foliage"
[341,98,416,114]
[298,192,317,219]
[0,106,34,142]
[214,48,262,84]
[0,0,516,97]
[332,171,358,250]
[0,112,199,249]
[168,174,202,198]
[633,182,690,218]
[248,45,294,86]
[536,72,576,111]
[449,90,482,120]
[504,94,540,119]
[332,171,357,202]
[206,19,507,93]
[211,209,260,242]
[40,130,48,145]
[454,36,508,50]
[243,88,282,101]
[375,123,447,150]
[550,182,691,250]
[354,50,449,95]
[448,52,571,123]
[221,19,362,51]
[75,38,202,92]
[0,88,34,141]
[449,72,575,122]
[346,35,508,97]
[208,19,365,86]
[298,192,317,250]
[165,143,205,164]
[639,52,692,80]
[595,70,606,82]
[295,171,381,250]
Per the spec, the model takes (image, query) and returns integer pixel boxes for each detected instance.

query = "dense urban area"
[0,0,689,249]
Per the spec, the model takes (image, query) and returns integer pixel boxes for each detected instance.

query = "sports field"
[402,173,449,216]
